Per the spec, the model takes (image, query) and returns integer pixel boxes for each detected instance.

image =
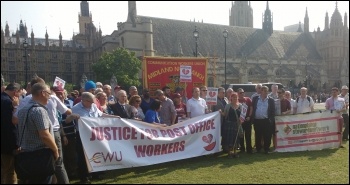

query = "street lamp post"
[223,29,228,87]
[193,26,199,57]
[23,40,28,86]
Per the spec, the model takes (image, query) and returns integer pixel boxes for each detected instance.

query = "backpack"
[296,96,311,105]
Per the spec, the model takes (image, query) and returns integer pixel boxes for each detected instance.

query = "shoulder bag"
[14,105,56,179]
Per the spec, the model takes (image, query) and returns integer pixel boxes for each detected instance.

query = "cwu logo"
[89,151,123,164]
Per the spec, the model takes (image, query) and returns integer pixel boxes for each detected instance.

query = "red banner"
[143,57,208,99]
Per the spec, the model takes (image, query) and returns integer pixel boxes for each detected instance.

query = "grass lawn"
[71,140,349,184]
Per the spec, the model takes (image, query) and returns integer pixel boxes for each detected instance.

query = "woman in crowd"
[221,92,242,158]
[129,95,145,120]
[96,92,111,114]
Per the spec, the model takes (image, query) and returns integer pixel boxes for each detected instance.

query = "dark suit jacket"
[251,95,275,124]
[110,102,131,118]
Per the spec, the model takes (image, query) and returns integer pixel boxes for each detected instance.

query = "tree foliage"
[92,48,142,87]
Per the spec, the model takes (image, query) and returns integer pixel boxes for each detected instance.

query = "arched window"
[121,37,124,47]
[208,77,214,87]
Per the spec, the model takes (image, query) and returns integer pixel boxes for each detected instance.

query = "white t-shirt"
[15,94,69,131]
[186,97,207,118]
[293,96,314,114]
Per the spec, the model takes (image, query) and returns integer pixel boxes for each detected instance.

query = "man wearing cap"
[339,85,349,141]
[73,81,103,112]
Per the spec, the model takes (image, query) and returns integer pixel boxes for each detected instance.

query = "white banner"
[206,87,218,105]
[179,65,192,82]
[275,110,341,152]
[79,112,221,172]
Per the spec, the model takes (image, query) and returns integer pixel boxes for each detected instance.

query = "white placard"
[180,65,192,82]
[53,76,66,89]
[206,87,218,105]
[239,103,248,123]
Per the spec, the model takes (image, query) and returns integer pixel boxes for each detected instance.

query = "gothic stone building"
[1,1,349,91]
[1,1,103,85]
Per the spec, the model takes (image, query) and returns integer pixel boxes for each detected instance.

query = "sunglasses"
[201,90,208,91]
[239,92,244,94]
[136,100,141,103]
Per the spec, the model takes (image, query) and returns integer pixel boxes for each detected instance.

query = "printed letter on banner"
[78,112,221,172]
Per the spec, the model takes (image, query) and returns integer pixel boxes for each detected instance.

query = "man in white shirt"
[187,87,208,118]
[293,87,314,114]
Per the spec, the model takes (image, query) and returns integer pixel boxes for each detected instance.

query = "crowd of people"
[1,77,349,184]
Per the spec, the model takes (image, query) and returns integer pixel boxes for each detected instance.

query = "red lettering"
[111,127,118,140]
[131,128,137,139]
[122,127,130,140]
[188,124,195,134]
[134,145,147,158]
[146,145,154,156]
[104,127,111,140]
[90,127,96,141]
[154,144,161,155]
[173,142,179,152]
[133,141,186,157]
[160,129,167,137]
[173,128,182,136]
[179,141,185,151]
[161,144,169,155]
[167,129,175,138]
[167,143,174,153]
[179,126,187,135]
[151,129,159,138]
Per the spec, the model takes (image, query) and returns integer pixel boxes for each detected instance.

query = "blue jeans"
[54,131,70,184]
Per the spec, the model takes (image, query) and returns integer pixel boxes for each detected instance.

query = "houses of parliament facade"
[1,1,349,91]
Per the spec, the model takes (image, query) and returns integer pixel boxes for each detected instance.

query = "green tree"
[92,48,142,87]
